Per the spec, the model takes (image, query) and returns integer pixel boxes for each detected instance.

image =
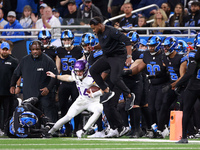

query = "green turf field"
[0,137,200,150]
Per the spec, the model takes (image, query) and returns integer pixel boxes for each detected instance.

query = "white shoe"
[17,98,22,106]
[0,129,4,136]
[105,129,119,138]
[162,126,169,138]
[126,126,131,132]
[76,129,84,138]
[87,131,105,138]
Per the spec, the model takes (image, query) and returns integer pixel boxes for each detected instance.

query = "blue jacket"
[137,0,167,18]
[2,20,25,43]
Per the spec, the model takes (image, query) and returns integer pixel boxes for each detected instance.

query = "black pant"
[103,85,124,129]
[58,82,79,117]
[90,54,130,97]
[182,89,200,138]
[148,83,165,125]
[37,92,58,123]
[0,95,15,130]
[58,81,80,132]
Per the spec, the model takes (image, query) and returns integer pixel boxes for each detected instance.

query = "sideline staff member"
[0,42,19,132]
[89,16,135,108]
[10,40,58,123]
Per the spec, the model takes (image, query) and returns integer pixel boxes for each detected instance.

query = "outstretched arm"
[46,71,74,82]
[130,59,146,75]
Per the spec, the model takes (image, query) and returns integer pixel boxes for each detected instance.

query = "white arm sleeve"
[108,0,113,7]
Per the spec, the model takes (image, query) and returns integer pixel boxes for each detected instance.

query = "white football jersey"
[71,70,99,99]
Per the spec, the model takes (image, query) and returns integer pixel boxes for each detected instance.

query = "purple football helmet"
[74,59,89,79]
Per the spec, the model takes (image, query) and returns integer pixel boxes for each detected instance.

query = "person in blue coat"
[2,11,25,43]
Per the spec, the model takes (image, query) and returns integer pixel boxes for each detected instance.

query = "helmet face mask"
[62,38,73,48]
[147,36,161,55]
[40,39,51,48]
[194,33,200,48]
[175,40,188,54]
[74,60,88,80]
[127,31,140,49]
[61,30,74,48]
[81,33,96,51]
[163,36,178,56]
[19,111,38,127]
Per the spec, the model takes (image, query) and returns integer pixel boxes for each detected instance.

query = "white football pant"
[49,96,103,134]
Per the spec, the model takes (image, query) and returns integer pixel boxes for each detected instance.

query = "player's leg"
[148,84,157,125]
[76,101,103,138]
[156,89,176,138]
[84,101,103,131]
[49,97,86,134]
[181,90,198,139]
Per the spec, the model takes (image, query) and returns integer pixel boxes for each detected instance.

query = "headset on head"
[29,40,44,50]
[89,17,102,25]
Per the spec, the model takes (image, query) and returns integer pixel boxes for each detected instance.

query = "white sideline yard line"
[1,148,200,150]
[60,138,200,143]
[0,138,200,143]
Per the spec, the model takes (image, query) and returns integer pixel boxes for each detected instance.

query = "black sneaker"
[154,130,163,139]
[118,126,129,137]
[176,138,188,144]
[125,93,135,111]
[146,129,154,138]
[130,129,144,138]
[23,97,38,105]
[100,91,115,104]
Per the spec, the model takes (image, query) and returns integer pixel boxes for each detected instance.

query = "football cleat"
[105,129,119,138]
[118,126,129,137]
[162,126,169,138]
[154,130,163,139]
[76,129,85,138]
[125,93,135,111]
[87,130,105,138]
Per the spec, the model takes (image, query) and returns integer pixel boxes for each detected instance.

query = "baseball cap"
[68,0,76,4]
[85,0,92,2]
[39,3,47,8]
[7,11,16,17]
[52,8,58,12]
[1,42,10,50]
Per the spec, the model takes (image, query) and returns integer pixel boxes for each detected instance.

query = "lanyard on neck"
[43,16,52,28]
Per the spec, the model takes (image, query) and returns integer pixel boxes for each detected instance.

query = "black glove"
[162,84,172,93]
[146,74,156,79]
[122,69,132,76]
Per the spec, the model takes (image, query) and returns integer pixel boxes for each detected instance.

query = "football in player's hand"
[86,86,100,93]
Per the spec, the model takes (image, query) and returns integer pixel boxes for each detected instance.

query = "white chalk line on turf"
[60,138,200,143]
[1,148,200,150]
[0,143,185,146]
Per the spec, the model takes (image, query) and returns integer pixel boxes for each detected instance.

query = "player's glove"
[88,89,103,98]
[162,84,172,93]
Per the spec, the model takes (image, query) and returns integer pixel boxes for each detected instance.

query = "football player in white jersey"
[46,59,103,138]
